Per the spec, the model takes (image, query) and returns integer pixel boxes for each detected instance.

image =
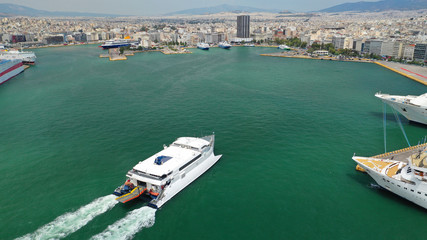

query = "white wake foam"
[90,206,156,240]
[17,195,118,240]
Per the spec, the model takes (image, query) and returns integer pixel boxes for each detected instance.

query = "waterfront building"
[44,35,65,44]
[237,15,250,38]
[12,35,26,43]
[403,44,415,60]
[343,37,353,49]
[413,43,427,62]
[149,32,161,42]
[300,34,311,45]
[332,36,345,49]
[364,40,383,55]
[381,41,402,58]
[313,50,329,56]
[73,33,87,42]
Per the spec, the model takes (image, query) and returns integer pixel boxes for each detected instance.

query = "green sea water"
[1,45,427,240]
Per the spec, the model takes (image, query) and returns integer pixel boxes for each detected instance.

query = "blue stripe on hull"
[101,43,131,49]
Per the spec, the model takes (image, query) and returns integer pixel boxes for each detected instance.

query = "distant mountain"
[0,3,123,17]
[165,4,280,15]
[319,0,427,12]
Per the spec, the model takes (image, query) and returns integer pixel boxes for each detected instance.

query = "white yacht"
[197,43,209,50]
[0,49,36,64]
[218,41,231,49]
[278,45,291,50]
[375,92,427,125]
[113,134,222,208]
[353,144,427,209]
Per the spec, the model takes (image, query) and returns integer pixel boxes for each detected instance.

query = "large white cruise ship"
[375,92,427,125]
[113,134,222,208]
[0,49,36,65]
[100,39,136,49]
[0,59,24,85]
[353,144,427,209]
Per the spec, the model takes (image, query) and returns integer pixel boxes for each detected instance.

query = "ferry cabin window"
[179,155,201,171]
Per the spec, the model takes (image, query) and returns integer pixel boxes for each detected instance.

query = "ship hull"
[357,160,427,209]
[152,152,222,208]
[0,52,36,65]
[219,46,230,49]
[197,46,209,50]
[0,61,24,85]
[381,99,427,125]
[101,43,131,49]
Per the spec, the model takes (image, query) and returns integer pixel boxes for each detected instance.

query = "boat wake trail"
[369,183,383,189]
[17,195,118,240]
[90,206,156,240]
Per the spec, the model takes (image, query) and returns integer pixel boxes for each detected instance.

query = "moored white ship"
[278,45,291,50]
[0,49,36,65]
[113,134,222,208]
[353,143,427,209]
[0,59,24,85]
[100,39,134,49]
[197,42,209,50]
[218,41,231,49]
[375,92,427,125]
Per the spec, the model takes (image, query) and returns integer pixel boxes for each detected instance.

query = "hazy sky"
[2,0,375,15]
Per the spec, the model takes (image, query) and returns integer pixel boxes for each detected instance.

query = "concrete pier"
[374,61,427,86]
[99,48,127,61]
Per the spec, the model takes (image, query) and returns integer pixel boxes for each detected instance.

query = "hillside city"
[1,10,426,63]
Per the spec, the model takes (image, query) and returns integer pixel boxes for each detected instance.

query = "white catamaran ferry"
[113,134,222,208]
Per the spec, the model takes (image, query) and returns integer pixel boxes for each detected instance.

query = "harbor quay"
[374,61,427,86]
[261,51,427,86]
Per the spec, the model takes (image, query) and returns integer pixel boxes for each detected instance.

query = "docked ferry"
[353,143,427,209]
[113,134,222,208]
[100,39,133,49]
[278,45,291,50]
[218,41,231,49]
[0,49,36,65]
[197,43,209,50]
[376,92,427,125]
[0,59,24,85]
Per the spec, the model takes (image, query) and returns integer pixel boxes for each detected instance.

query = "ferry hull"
[197,47,209,50]
[355,158,427,209]
[152,153,222,208]
[0,62,24,85]
[219,46,230,49]
[382,99,427,125]
[101,43,131,49]
[376,93,427,125]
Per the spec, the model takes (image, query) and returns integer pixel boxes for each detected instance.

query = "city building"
[44,35,65,44]
[332,36,345,49]
[413,43,427,62]
[381,41,403,58]
[403,44,415,60]
[237,15,250,38]
[364,40,383,55]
